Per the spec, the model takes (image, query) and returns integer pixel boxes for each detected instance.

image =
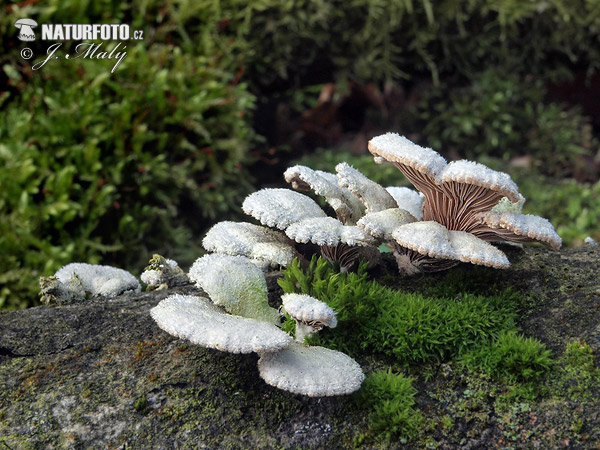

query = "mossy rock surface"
[1,246,599,449]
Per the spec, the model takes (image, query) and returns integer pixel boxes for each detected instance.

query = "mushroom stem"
[295,322,315,343]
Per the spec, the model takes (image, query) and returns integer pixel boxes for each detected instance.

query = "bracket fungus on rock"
[366,132,562,274]
[258,342,365,397]
[202,221,299,268]
[281,293,337,343]
[188,254,280,325]
[151,295,292,354]
[40,263,141,304]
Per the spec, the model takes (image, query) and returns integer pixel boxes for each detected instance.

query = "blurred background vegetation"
[1,0,599,309]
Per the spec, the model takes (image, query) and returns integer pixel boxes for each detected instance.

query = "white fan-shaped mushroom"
[441,160,520,203]
[392,221,457,260]
[202,221,298,267]
[368,132,447,180]
[150,295,292,354]
[284,165,365,224]
[335,162,397,213]
[257,342,364,396]
[448,230,510,268]
[189,254,280,325]
[474,211,562,250]
[242,188,327,230]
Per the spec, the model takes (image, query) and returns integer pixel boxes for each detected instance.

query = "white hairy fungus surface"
[285,217,376,247]
[189,254,280,325]
[392,221,457,260]
[335,162,398,213]
[476,211,563,250]
[392,221,510,269]
[258,342,365,397]
[448,230,510,268]
[385,187,425,220]
[357,208,417,240]
[242,188,327,230]
[140,256,188,287]
[441,160,520,202]
[368,132,447,179]
[55,263,141,297]
[281,293,337,328]
[150,295,292,354]
[284,165,365,224]
[202,221,297,267]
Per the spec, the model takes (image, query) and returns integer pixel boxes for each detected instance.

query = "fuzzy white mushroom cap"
[150,295,292,354]
[242,188,327,230]
[281,293,337,328]
[476,211,562,250]
[448,230,510,268]
[385,187,424,220]
[335,162,398,213]
[284,165,365,224]
[55,263,140,297]
[202,221,297,267]
[357,208,417,240]
[441,160,521,203]
[368,133,447,179]
[491,195,526,214]
[285,217,377,247]
[257,342,364,396]
[188,254,280,324]
[392,221,509,269]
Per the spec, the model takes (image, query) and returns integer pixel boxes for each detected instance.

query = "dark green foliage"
[356,369,422,441]
[0,2,258,309]
[279,257,523,364]
[412,70,595,173]
[459,330,553,382]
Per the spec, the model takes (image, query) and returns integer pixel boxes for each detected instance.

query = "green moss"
[355,369,422,441]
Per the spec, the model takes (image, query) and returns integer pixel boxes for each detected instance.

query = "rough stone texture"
[1,246,599,449]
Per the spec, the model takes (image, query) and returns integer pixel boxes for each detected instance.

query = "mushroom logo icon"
[14,18,38,41]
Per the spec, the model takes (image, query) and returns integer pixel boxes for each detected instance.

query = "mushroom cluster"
[201,133,560,275]
[151,253,364,397]
[364,133,562,274]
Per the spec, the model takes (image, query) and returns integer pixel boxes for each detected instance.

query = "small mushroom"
[40,263,141,304]
[281,293,337,343]
[242,188,327,230]
[335,162,398,213]
[140,254,189,289]
[202,221,299,268]
[14,18,38,41]
[150,295,292,354]
[284,165,365,224]
[188,254,280,325]
[257,342,364,397]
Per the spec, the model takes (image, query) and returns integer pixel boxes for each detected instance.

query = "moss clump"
[355,369,422,442]
[458,330,553,383]
[279,257,525,364]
